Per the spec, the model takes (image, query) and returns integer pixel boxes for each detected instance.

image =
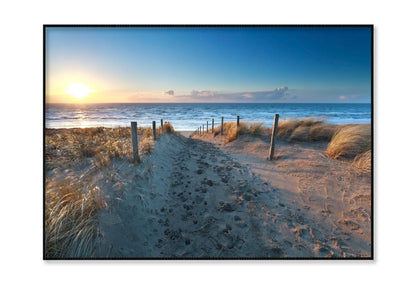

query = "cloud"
[339,94,359,100]
[179,86,293,102]
[246,86,290,99]
[190,90,218,97]
[165,90,175,96]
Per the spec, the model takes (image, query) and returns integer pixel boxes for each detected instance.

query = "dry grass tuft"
[139,127,153,139]
[326,124,371,159]
[204,121,269,143]
[289,126,310,142]
[276,119,303,140]
[277,117,334,142]
[222,122,237,142]
[308,124,339,141]
[248,122,268,136]
[163,122,175,133]
[140,136,154,155]
[45,175,107,258]
[352,150,372,173]
[223,122,249,142]
[213,125,222,137]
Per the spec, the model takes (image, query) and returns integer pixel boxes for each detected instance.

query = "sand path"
[196,134,372,257]
[96,133,371,258]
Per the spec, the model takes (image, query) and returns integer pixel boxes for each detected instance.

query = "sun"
[65,83,93,99]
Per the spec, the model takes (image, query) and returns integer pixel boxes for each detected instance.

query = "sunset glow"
[65,83,93,100]
[46,27,371,104]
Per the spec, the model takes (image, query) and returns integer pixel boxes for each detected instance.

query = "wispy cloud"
[339,94,359,100]
[174,86,294,102]
[190,90,217,97]
[165,90,175,96]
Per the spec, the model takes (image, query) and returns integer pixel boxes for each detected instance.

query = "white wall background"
[0,1,414,282]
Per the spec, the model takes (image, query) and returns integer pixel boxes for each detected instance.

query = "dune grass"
[45,126,167,167]
[201,121,269,143]
[156,121,175,136]
[276,117,339,142]
[204,117,337,144]
[194,118,339,143]
[45,176,107,258]
[326,124,371,159]
[191,117,371,171]
[45,125,174,257]
[248,122,268,137]
[212,125,221,137]
[163,122,175,133]
[352,150,372,173]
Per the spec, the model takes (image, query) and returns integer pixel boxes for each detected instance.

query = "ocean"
[45,103,371,131]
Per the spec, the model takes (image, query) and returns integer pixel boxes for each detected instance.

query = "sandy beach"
[193,133,372,257]
[178,131,193,138]
[45,122,371,258]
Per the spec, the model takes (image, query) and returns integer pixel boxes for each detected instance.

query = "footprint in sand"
[219,202,235,212]
[242,194,253,201]
[220,176,229,183]
[195,195,204,204]
[201,179,214,186]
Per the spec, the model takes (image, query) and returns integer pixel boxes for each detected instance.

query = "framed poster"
[44,25,373,259]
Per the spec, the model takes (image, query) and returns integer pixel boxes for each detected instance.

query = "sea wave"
[45,103,371,130]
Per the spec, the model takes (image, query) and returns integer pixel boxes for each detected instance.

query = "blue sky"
[45,26,372,103]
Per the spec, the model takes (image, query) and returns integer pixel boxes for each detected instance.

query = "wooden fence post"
[131,122,140,163]
[237,115,240,127]
[200,126,201,135]
[161,119,164,132]
[152,121,156,141]
[202,124,204,133]
[268,114,280,161]
[212,118,214,133]
[206,121,208,133]
[221,117,224,135]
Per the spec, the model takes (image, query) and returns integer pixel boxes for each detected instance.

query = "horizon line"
[45,101,371,104]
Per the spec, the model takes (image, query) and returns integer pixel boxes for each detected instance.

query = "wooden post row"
[130,122,140,163]
[268,114,279,161]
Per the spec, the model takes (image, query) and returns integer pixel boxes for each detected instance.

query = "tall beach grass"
[191,117,371,171]
[201,117,338,143]
[352,150,372,173]
[45,176,107,258]
[326,124,371,159]
[45,124,174,257]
